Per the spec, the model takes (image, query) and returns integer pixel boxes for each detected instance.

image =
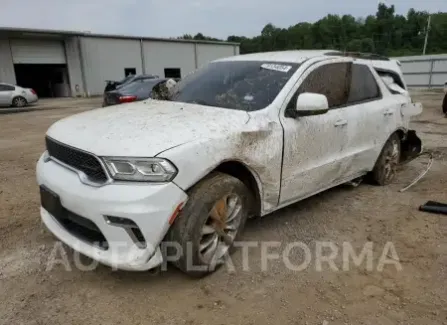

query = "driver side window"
[286,62,351,113]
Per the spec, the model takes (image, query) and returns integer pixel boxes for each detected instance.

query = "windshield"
[118,75,135,84]
[170,61,300,111]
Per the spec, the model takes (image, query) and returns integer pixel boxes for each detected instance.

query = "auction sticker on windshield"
[261,63,292,73]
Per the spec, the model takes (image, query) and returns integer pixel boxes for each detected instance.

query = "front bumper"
[36,154,188,271]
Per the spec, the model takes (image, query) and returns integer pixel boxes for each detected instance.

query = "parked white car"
[36,50,423,275]
[0,83,38,107]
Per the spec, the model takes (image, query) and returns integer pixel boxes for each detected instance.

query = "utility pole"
[423,15,431,55]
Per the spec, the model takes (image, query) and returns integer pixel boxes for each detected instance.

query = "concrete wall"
[0,38,16,84]
[391,54,447,88]
[142,41,196,78]
[81,37,143,96]
[65,37,85,97]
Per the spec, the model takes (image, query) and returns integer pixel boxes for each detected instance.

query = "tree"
[178,3,447,56]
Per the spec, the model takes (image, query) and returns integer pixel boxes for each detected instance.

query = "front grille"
[46,137,108,183]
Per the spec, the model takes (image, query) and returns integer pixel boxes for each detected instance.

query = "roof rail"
[325,51,390,61]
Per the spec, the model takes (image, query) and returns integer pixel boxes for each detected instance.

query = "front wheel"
[165,172,250,277]
[371,134,401,186]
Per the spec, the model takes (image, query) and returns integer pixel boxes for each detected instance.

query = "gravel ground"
[0,92,446,325]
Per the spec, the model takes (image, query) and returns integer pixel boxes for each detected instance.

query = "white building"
[0,27,239,97]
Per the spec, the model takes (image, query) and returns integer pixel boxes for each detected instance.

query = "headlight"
[102,157,177,182]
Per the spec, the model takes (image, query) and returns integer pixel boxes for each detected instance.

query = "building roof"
[0,26,239,46]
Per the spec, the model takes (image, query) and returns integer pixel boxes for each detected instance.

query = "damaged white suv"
[36,50,423,275]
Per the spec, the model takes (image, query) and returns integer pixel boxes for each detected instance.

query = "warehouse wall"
[196,44,235,68]
[0,38,16,84]
[65,37,85,97]
[81,37,143,95]
[391,54,447,88]
[142,41,196,78]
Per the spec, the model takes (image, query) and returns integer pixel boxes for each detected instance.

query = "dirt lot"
[0,93,446,325]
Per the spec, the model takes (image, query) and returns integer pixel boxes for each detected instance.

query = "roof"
[216,50,335,63]
[214,50,403,75]
[0,26,239,46]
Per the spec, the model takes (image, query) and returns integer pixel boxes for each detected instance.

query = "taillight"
[30,89,36,95]
[119,95,137,103]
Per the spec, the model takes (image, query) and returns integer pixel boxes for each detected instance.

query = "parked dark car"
[104,74,159,93]
[103,78,170,107]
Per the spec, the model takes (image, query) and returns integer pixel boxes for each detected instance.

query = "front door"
[0,84,14,106]
[279,59,352,205]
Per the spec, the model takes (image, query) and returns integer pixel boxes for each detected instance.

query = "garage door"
[10,39,66,64]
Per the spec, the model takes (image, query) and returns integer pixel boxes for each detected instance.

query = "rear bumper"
[26,94,38,104]
[36,154,188,271]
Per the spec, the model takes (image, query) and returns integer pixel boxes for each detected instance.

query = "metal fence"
[391,54,447,89]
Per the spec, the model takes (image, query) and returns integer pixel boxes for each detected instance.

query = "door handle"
[384,109,394,116]
[334,119,348,127]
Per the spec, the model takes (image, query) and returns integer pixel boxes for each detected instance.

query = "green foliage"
[180,3,447,56]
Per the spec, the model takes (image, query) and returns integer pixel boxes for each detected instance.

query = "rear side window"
[347,64,381,104]
[0,84,15,91]
[375,69,406,90]
[289,62,351,109]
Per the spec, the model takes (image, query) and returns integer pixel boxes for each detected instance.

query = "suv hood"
[46,100,250,157]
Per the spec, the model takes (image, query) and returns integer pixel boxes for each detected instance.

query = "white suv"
[36,50,423,275]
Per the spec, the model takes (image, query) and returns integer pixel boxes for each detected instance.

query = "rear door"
[338,63,395,177]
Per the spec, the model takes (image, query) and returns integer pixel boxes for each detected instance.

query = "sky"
[1,0,446,39]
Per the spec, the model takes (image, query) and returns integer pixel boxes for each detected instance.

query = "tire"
[12,96,27,108]
[165,172,251,277]
[371,133,401,186]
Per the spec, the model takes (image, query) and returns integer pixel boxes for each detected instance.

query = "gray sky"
[1,0,446,39]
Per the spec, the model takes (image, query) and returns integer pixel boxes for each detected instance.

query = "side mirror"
[295,92,329,116]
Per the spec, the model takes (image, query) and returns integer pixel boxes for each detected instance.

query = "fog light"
[104,215,146,248]
[105,215,137,228]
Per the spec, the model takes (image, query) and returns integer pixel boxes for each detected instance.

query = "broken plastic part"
[419,201,447,215]
[400,130,422,163]
[401,102,423,117]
